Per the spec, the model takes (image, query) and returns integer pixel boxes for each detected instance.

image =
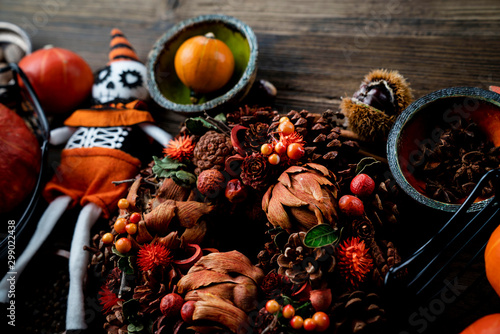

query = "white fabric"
[65,126,130,149]
[139,123,173,147]
[49,126,77,146]
[66,202,102,330]
[0,196,71,303]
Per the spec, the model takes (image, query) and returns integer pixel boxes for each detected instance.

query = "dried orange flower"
[163,135,195,162]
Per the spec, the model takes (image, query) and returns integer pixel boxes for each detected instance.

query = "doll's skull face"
[92,60,148,104]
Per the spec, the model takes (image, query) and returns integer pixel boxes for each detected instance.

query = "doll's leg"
[0,196,72,303]
[65,201,102,330]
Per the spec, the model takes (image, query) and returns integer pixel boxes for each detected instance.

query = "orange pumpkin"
[0,103,41,212]
[460,314,500,334]
[485,224,500,297]
[174,33,235,94]
[18,46,94,115]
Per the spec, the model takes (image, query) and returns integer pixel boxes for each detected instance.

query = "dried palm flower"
[99,284,123,315]
[163,135,195,162]
[337,237,373,288]
[137,243,173,272]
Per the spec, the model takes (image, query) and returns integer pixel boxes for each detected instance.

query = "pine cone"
[277,232,335,288]
[271,110,359,170]
[257,241,280,273]
[226,105,278,127]
[240,152,272,191]
[133,271,168,316]
[331,291,386,334]
[366,179,400,230]
[241,122,270,154]
[88,230,118,278]
[369,239,402,288]
[103,301,128,334]
[192,130,234,175]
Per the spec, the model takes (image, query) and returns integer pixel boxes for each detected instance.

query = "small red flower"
[137,243,173,272]
[337,237,373,288]
[163,135,195,161]
[99,284,123,314]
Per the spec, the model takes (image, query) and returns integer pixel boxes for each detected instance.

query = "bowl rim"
[387,86,500,212]
[146,14,258,114]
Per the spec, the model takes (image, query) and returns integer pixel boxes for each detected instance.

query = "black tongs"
[384,169,500,323]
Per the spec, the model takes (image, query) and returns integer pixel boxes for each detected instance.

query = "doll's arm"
[50,126,77,146]
[139,123,173,147]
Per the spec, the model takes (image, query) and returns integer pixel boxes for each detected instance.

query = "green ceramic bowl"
[387,87,500,212]
[147,15,258,114]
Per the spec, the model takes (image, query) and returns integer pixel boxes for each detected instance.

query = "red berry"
[290,315,304,329]
[265,299,280,314]
[160,293,184,318]
[339,195,365,216]
[114,218,127,234]
[312,312,330,332]
[115,237,132,254]
[350,174,376,197]
[102,232,114,244]
[303,318,317,331]
[282,304,295,319]
[225,179,248,203]
[274,142,287,155]
[261,143,274,156]
[117,198,129,210]
[181,301,196,323]
[268,153,281,165]
[287,143,305,160]
[129,212,141,224]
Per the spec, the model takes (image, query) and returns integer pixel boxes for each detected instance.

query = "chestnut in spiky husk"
[341,69,413,142]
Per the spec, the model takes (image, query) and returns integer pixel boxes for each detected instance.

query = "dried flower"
[137,243,173,272]
[262,163,340,233]
[163,135,195,162]
[337,237,373,288]
[99,284,123,314]
[260,272,283,297]
[241,152,271,191]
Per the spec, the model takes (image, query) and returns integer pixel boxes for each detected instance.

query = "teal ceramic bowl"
[387,87,500,212]
[147,15,258,114]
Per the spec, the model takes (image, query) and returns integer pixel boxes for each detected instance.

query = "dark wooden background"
[2,0,500,333]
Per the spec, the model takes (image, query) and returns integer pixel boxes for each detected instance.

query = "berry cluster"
[338,173,375,216]
[101,198,143,254]
[265,299,330,332]
[261,117,305,165]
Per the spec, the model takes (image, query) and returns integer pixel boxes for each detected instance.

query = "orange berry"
[287,143,305,160]
[261,143,274,156]
[274,142,287,155]
[312,312,330,332]
[265,299,280,314]
[279,116,290,123]
[125,223,137,235]
[114,218,127,234]
[290,315,304,329]
[115,237,132,254]
[117,198,129,210]
[102,232,114,244]
[278,121,295,136]
[282,304,295,319]
[303,318,317,331]
[268,153,280,165]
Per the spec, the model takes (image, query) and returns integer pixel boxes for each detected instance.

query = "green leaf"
[171,170,197,188]
[214,113,227,123]
[128,323,144,333]
[111,245,126,258]
[118,256,134,275]
[152,155,188,179]
[355,157,382,176]
[122,299,141,325]
[303,224,341,248]
[185,117,218,135]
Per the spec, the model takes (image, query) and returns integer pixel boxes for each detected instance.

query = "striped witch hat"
[108,28,140,63]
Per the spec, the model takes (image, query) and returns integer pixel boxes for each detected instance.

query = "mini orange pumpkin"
[460,314,500,334]
[174,32,235,95]
[485,224,500,297]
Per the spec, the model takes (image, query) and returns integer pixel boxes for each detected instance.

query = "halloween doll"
[0,29,173,330]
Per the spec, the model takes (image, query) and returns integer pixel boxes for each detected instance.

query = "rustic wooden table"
[1,0,500,333]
